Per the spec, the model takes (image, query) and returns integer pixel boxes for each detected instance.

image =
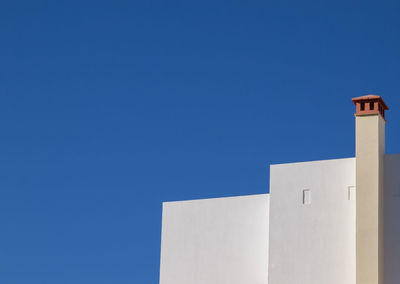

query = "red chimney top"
[352,95,389,120]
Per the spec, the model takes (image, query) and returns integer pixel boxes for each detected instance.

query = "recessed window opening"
[348,186,356,201]
[303,189,311,205]
[370,102,375,110]
[361,102,365,111]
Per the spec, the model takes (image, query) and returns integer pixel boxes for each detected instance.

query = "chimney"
[353,95,388,284]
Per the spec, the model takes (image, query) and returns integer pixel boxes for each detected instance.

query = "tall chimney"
[352,95,389,284]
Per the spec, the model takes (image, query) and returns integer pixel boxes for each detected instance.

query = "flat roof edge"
[270,156,355,168]
[162,193,269,205]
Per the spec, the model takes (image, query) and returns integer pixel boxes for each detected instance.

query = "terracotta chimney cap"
[352,94,389,120]
[352,95,389,110]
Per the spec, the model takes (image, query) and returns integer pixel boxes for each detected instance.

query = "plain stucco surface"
[159,194,269,284]
[269,158,356,284]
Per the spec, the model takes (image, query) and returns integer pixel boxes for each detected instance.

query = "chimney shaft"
[353,95,388,284]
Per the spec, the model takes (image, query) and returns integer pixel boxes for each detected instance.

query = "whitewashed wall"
[269,158,356,284]
[159,194,269,284]
[159,155,400,284]
[384,154,400,284]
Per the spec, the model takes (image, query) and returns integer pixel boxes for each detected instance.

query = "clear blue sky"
[1,0,400,283]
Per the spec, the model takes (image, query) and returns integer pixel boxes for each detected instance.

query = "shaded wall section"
[384,154,400,284]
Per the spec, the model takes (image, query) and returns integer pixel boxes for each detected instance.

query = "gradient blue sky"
[1,0,400,283]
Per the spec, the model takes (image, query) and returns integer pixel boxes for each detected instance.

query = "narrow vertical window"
[303,189,311,205]
[360,102,365,111]
[370,102,375,110]
[348,186,356,201]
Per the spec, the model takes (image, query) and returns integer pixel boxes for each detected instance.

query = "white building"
[159,95,399,284]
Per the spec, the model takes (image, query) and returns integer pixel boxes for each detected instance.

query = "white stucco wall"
[384,153,400,284]
[269,158,356,284]
[159,194,269,284]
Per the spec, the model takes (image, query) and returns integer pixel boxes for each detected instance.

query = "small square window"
[348,186,356,200]
[303,189,311,205]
